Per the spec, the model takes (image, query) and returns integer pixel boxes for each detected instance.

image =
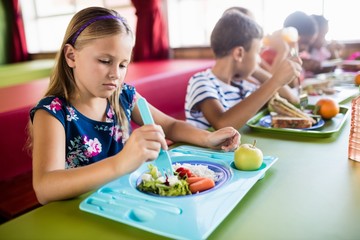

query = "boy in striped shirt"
[185,11,302,130]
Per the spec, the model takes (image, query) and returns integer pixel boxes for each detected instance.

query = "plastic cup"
[282,27,298,43]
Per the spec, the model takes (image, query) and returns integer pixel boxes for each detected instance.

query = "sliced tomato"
[175,167,192,178]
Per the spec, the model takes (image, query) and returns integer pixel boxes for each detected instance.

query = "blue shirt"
[30,83,136,168]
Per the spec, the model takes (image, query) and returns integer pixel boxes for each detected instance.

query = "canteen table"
[0,99,359,240]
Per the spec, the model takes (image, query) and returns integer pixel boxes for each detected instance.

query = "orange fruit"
[354,72,360,85]
[315,98,340,120]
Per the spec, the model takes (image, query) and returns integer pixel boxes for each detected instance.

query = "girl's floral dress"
[30,83,136,169]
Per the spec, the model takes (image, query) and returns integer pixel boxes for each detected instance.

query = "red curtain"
[8,0,29,63]
[131,0,170,62]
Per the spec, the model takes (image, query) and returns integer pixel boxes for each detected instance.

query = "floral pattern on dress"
[94,124,127,143]
[121,128,129,144]
[83,136,102,158]
[109,125,129,143]
[66,136,90,168]
[66,106,79,122]
[106,107,115,123]
[127,94,137,119]
[44,97,62,113]
[31,83,136,168]
[66,135,102,168]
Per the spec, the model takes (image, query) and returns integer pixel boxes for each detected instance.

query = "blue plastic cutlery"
[137,97,174,176]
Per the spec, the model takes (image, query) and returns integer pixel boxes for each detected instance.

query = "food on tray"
[268,93,316,128]
[137,165,191,196]
[302,78,336,96]
[234,140,263,171]
[354,72,360,85]
[187,177,215,194]
[314,98,340,120]
[271,115,313,129]
[137,163,219,196]
[341,60,360,72]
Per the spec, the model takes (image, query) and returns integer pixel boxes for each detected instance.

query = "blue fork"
[137,97,174,176]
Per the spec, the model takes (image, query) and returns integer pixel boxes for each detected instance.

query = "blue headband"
[69,15,125,46]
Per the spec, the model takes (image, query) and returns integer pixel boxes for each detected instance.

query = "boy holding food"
[184,11,302,130]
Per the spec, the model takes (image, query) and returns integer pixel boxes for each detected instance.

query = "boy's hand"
[272,56,303,86]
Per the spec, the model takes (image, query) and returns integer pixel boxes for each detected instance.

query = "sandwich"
[268,93,316,129]
[271,116,313,129]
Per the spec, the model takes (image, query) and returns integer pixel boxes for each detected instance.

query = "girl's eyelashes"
[98,59,128,69]
[99,59,111,64]
[119,63,128,69]
[99,59,128,69]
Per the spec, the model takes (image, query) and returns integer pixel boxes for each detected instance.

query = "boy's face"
[240,39,261,78]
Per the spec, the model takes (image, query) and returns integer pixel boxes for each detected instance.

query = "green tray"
[246,105,350,138]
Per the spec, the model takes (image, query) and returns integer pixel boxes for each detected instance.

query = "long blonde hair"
[27,7,134,152]
[47,6,134,132]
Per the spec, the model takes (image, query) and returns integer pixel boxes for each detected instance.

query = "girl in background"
[309,14,343,63]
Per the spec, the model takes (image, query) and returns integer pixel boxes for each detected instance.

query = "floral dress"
[30,83,136,169]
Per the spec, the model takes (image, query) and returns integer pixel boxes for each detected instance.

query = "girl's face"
[71,33,133,99]
[312,26,328,49]
[298,34,317,53]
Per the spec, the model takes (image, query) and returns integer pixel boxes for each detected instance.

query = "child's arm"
[252,65,299,104]
[131,93,240,152]
[198,57,302,130]
[32,109,166,204]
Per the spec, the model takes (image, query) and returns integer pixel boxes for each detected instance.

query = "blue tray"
[80,145,278,240]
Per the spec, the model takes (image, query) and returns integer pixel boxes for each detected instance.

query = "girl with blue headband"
[29,7,240,204]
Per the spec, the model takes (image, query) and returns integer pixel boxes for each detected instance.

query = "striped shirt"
[185,69,258,129]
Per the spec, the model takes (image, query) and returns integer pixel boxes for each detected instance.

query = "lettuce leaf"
[137,164,191,196]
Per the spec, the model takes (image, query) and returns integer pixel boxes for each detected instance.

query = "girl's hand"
[206,127,241,152]
[117,124,168,173]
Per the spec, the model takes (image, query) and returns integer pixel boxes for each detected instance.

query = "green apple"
[234,140,263,171]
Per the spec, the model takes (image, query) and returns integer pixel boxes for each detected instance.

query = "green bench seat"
[0,59,54,87]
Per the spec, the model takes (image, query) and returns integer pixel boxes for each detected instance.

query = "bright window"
[20,0,360,53]
[167,0,360,48]
[19,0,136,53]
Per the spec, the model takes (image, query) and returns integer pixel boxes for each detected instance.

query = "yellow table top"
[1,100,360,240]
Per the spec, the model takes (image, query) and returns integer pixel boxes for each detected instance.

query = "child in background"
[283,11,317,54]
[223,7,299,104]
[309,14,343,63]
[29,7,240,205]
[185,11,302,130]
[283,11,321,75]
